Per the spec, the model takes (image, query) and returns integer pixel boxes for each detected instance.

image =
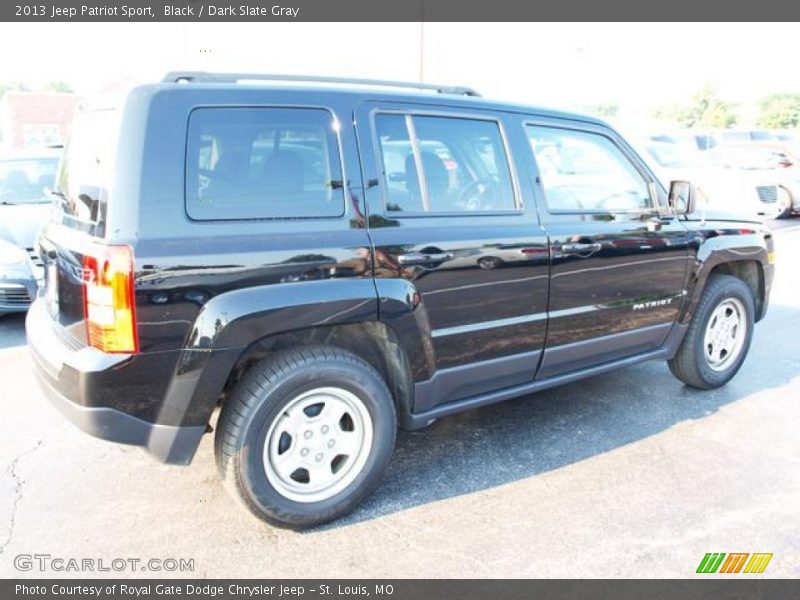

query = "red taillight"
[82,245,139,353]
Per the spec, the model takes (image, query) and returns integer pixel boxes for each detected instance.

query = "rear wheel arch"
[218,322,415,423]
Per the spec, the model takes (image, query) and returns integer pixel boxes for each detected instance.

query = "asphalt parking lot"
[1,221,799,579]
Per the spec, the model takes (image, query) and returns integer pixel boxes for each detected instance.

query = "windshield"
[0,157,59,204]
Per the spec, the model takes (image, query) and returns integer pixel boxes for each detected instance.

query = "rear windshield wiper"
[49,189,70,207]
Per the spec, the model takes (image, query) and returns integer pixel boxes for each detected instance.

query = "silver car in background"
[0,147,61,315]
[705,142,800,218]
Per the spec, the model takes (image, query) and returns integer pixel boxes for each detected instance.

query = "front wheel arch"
[706,260,765,321]
[683,257,766,326]
[668,273,755,389]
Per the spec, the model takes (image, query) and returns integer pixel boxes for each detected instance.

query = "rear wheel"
[215,346,396,529]
[668,274,755,389]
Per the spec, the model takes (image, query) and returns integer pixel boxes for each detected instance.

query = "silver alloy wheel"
[263,387,374,503]
[703,297,747,372]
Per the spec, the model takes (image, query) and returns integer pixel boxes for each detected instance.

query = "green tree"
[0,81,29,99]
[585,103,619,117]
[757,93,800,129]
[45,81,73,93]
[654,84,737,128]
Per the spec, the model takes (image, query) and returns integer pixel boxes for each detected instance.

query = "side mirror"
[668,180,695,215]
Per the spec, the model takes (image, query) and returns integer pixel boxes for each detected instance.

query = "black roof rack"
[161,71,481,97]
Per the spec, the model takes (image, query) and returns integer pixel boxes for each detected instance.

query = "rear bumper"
[25,299,206,464]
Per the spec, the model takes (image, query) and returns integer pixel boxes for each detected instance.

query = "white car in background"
[706,142,800,218]
[638,141,789,221]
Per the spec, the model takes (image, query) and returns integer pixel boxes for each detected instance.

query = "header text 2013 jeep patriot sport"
[27,73,774,528]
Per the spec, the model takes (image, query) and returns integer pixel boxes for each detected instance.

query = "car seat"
[404,151,451,211]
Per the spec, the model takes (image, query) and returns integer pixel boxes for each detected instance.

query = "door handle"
[397,252,454,266]
[646,214,677,231]
[561,242,602,255]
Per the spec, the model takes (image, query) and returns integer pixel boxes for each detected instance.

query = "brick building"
[0,92,82,149]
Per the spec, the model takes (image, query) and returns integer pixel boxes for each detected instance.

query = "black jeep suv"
[27,73,774,528]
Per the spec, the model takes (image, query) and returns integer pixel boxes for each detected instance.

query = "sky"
[1,22,798,123]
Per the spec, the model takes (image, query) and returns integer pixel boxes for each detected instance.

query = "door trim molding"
[431,313,547,338]
[402,322,688,430]
[536,321,673,380]
[413,349,541,413]
[430,292,684,339]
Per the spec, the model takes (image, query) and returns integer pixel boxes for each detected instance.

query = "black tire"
[215,346,396,529]
[668,274,755,389]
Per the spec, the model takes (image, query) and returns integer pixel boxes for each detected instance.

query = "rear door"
[355,102,550,413]
[524,119,692,379]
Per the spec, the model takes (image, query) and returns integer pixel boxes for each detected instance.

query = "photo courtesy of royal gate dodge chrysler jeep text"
[26,72,775,528]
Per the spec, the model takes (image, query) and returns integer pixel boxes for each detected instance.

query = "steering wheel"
[458,179,500,211]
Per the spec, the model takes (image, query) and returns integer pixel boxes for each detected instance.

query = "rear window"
[54,109,118,235]
[375,113,517,213]
[0,157,58,204]
[185,107,345,220]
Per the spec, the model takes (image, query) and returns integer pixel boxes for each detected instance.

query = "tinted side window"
[526,126,651,213]
[375,113,516,213]
[375,114,422,212]
[186,107,344,220]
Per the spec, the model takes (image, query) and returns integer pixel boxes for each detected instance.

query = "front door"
[355,102,550,412]
[524,120,692,379]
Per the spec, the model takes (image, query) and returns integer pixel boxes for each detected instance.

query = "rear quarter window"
[185,107,345,220]
[55,109,118,236]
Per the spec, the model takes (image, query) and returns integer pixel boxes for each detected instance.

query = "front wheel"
[668,274,755,389]
[776,186,794,219]
[478,256,503,270]
[215,346,396,529]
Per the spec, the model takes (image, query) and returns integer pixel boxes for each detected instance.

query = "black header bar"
[4,579,800,600]
[3,0,800,22]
